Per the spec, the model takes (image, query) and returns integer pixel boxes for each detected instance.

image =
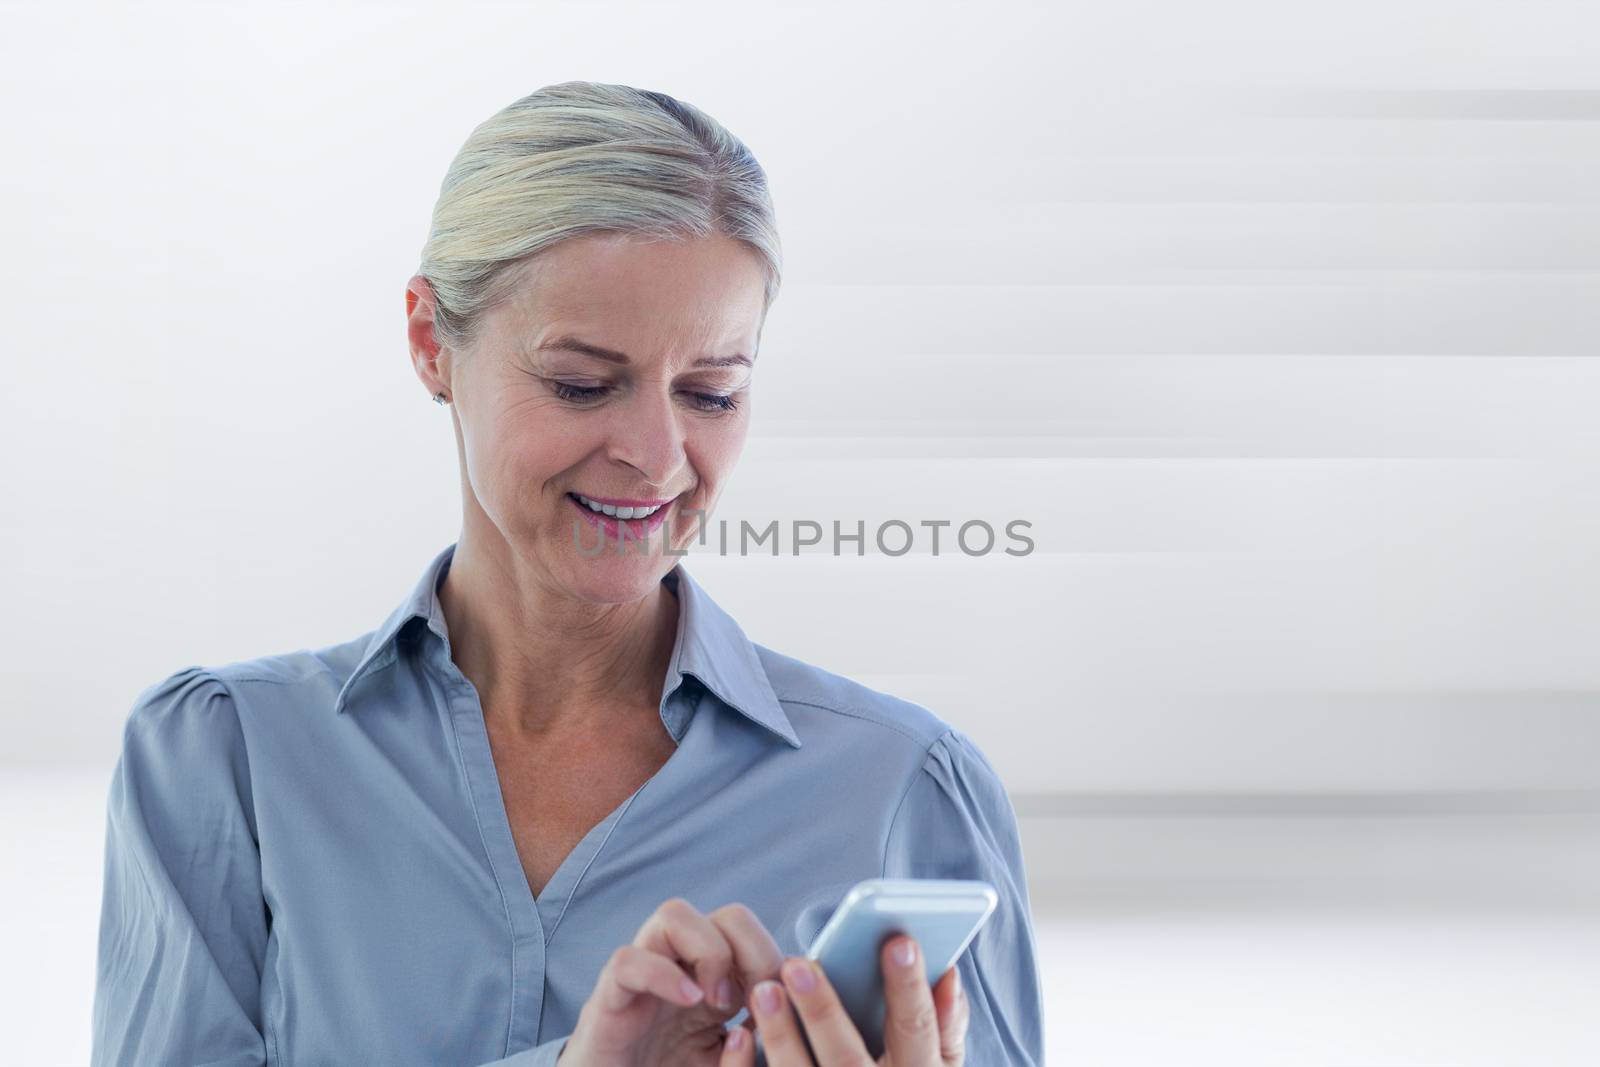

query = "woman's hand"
[719,934,969,1067]
[559,897,785,1067]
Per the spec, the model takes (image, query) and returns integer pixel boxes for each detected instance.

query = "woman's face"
[411,232,766,604]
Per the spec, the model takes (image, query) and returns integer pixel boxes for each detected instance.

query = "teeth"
[575,493,665,519]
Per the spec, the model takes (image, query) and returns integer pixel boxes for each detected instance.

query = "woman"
[91,81,1045,1067]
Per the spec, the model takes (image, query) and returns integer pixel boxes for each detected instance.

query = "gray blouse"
[91,541,1046,1065]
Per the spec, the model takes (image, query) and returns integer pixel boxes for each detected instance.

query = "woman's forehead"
[492,242,766,356]
[524,234,764,308]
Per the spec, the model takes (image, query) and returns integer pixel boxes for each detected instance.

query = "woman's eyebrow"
[533,335,752,369]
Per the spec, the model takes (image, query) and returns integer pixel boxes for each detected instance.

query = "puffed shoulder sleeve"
[92,666,271,1067]
[882,727,1047,1067]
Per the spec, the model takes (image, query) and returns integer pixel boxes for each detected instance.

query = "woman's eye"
[551,382,609,403]
[549,380,740,414]
[690,392,740,413]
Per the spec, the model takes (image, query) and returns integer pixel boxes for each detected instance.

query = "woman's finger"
[718,1020,757,1067]
[879,935,941,1065]
[595,943,707,1015]
[932,965,969,1066]
[707,902,786,1008]
[633,897,739,1011]
[748,977,814,1066]
[778,955,872,1065]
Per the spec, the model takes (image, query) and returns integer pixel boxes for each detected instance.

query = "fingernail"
[716,978,735,1010]
[953,966,962,995]
[680,975,704,1003]
[755,980,782,1015]
[727,1026,746,1051]
[783,958,817,993]
[894,938,917,968]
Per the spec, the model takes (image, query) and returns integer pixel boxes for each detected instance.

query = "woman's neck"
[437,536,680,740]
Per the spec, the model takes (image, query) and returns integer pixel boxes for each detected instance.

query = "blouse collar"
[333,542,801,749]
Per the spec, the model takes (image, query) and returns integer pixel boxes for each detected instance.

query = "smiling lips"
[570,492,675,519]
[566,493,676,540]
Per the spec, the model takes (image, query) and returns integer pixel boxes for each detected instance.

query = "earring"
[433,390,448,405]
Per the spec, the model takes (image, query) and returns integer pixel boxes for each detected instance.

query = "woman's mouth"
[565,492,675,542]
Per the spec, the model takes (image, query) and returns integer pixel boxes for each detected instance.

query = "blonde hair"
[417,81,783,354]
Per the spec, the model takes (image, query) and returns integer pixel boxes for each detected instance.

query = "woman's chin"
[557,550,672,601]
[548,497,705,594]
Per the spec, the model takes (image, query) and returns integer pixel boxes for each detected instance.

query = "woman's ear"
[406,273,453,401]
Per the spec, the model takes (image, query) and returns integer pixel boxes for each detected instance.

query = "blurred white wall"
[4,0,1599,798]
[4,1,1599,1064]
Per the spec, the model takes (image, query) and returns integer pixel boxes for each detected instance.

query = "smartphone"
[739,878,997,1064]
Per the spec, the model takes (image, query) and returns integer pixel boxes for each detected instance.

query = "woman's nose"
[605,386,687,489]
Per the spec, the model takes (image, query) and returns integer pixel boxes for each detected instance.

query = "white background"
[3,1,1599,1064]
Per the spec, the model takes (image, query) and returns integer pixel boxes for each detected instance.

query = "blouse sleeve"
[91,666,271,1067]
[90,667,572,1067]
[881,727,1047,1067]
